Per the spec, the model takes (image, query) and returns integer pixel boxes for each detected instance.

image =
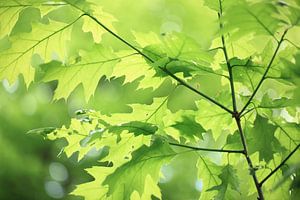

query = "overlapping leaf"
[248,115,283,162]
[103,139,175,200]
[39,44,120,100]
[2,0,300,199]
[207,164,240,200]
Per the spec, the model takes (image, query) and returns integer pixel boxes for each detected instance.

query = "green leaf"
[171,115,205,141]
[102,139,175,200]
[248,115,282,162]
[222,1,284,39]
[141,33,214,78]
[40,44,119,100]
[195,100,236,140]
[203,0,236,12]
[82,4,117,43]
[108,121,158,136]
[45,5,80,24]
[0,8,82,85]
[1,1,300,199]
[197,157,221,200]
[26,127,56,136]
[71,132,152,200]
[89,75,155,115]
[10,7,41,36]
[207,164,240,200]
[259,94,297,108]
[47,118,97,159]
[280,53,300,86]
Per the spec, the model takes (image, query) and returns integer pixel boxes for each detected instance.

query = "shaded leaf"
[207,164,240,200]
[171,115,205,141]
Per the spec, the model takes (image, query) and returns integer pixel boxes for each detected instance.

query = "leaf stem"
[240,29,288,115]
[259,144,300,186]
[169,142,244,154]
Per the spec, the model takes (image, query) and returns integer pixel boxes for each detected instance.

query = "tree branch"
[161,67,233,114]
[235,117,265,199]
[217,0,264,199]
[259,144,300,186]
[217,2,237,113]
[169,142,244,154]
[240,29,288,115]
[65,2,234,115]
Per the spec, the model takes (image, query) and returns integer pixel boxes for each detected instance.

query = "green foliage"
[207,164,240,200]
[171,115,205,141]
[1,0,300,199]
[248,115,285,162]
[103,139,175,200]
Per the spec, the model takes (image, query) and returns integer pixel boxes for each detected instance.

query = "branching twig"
[218,0,264,199]
[259,144,300,186]
[240,29,288,115]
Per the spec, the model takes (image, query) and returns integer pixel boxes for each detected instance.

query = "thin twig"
[284,39,300,49]
[240,108,255,117]
[169,142,244,154]
[259,144,300,186]
[160,67,233,114]
[240,29,288,115]
[218,4,237,113]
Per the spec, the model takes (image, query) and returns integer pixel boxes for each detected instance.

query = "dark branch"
[259,144,300,186]
[217,1,264,198]
[169,142,244,154]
